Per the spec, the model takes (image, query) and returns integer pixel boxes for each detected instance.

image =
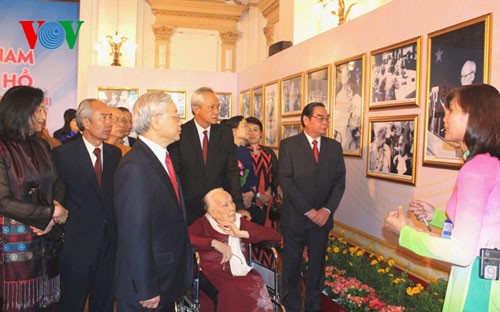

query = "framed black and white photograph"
[367,115,418,185]
[306,64,330,106]
[281,121,302,140]
[423,14,491,168]
[281,73,303,116]
[252,86,263,120]
[333,55,364,157]
[147,89,187,119]
[264,81,280,148]
[240,89,251,117]
[216,92,232,119]
[369,37,421,108]
[97,87,138,111]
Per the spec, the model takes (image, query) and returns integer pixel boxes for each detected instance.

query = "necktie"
[165,154,180,204]
[202,130,209,165]
[312,140,319,164]
[93,148,102,188]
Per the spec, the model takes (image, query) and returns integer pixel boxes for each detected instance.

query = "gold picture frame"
[281,120,302,140]
[240,89,251,117]
[305,64,331,107]
[263,80,280,148]
[215,92,232,119]
[423,14,491,169]
[366,114,418,185]
[369,37,421,109]
[333,54,365,157]
[251,86,263,120]
[281,72,303,116]
[147,89,188,119]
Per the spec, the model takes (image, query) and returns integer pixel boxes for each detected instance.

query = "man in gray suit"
[279,102,346,312]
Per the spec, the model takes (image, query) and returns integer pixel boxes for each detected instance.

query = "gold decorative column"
[152,24,175,68]
[263,25,275,47]
[257,0,279,48]
[219,30,240,72]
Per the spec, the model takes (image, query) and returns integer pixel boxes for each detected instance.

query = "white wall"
[238,0,500,246]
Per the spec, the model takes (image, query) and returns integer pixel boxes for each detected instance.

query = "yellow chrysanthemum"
[333,247,340,253]
[377,269,385,274]
[370,260,378,266]
[388,259,395,266]
[356,250,364,257]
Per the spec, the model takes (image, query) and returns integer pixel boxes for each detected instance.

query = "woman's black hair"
[245,116,263,131]
[53,108,76,139]
[225,115,245,129]
[445,84,500,161]
[0,86,44,141]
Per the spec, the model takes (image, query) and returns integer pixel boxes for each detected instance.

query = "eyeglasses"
[461,71,475,79]
[310,115,331,123]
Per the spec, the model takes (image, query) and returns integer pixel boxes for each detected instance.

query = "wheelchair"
[175,241,285,312]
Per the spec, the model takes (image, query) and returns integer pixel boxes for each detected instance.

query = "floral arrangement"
[304,234,448,311]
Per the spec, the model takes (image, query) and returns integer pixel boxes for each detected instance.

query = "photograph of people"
[425,20,486,164]
[371,42,417,103]
[334,61,363,153]
[282,76,302,114]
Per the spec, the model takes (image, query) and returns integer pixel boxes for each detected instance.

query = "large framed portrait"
[281,73,303,116]
[97,87,138,111]
[215,92,232,119]
[306,64,331,106]
[333,54,365,157]
[252,86,263,120]
[367,115,418,185]
[264,81,280,148]
[147,89,187,119]
[423,14,491,168]
[281,121,302,140]
[240,89,251,117]
[369,37,421,109]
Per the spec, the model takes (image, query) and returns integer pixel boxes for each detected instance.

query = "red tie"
[165,154,180,204]
[202,130,208,165]
[93,148,102,188]
[312,140,319,164]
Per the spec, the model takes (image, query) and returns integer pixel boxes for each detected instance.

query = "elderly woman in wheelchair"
[188,188,282,312]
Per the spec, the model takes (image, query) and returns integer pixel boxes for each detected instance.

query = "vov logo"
[19,20,84,49]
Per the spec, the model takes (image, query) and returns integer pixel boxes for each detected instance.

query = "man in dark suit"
[118,106,136,146]
[113,92,192,311]
[168,86,248,225]
[279,102,346,312]
[54,99,122,311]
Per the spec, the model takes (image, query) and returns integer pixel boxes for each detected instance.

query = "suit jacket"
[168,119,243,225]
[278,132,346,231]
[127,136,136,147]
[53,136,121,265]
[114,139,192,303]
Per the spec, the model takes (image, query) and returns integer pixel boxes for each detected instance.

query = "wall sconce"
[312,0,360,25]
[106,31,128,66]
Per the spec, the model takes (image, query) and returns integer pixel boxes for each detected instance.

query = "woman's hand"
[30,219,55,236]
[242,191,254,208]
[257,192,272,205]
[384,206,407,235]
[211,240,232,264]
[409,199,435,222]
[218,221,249,239]
[52,200,68,224]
